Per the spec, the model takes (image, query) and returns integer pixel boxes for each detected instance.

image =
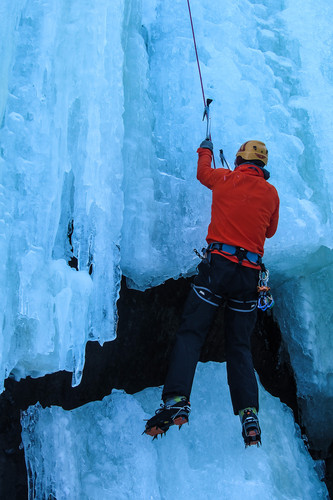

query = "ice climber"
[144,140,280,446]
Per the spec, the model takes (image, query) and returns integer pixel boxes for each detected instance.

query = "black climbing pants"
[162,253,259,414]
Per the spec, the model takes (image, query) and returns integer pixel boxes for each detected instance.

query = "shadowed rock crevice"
[0,276,330,499]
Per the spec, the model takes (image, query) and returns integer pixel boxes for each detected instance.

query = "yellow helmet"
[236,140,268,165]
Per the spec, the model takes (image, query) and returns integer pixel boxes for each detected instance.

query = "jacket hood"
[235,162,270,180]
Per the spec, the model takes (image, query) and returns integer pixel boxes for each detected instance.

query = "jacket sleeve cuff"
[197,147,213,155]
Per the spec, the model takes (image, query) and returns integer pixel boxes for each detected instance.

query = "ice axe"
[219,149,231,170]
[202,98,217,168]
[202,98,213,140]
[202,98,231,170]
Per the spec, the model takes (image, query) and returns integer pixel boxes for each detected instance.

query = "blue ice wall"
[21,364,329,500]
[0,0,332,485]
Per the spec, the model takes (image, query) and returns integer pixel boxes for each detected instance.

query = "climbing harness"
[206,242,262,266]
[194,243,262,267]
[227,298,257,313]
[194,245,275,312]
[186,0,217,169]
[257,268,274,311]
[192,284,222,307]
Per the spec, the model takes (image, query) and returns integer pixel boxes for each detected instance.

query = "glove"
[199,139,213,151]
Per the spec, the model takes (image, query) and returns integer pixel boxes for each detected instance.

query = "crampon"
[143,399,191,439]
[241,409,262,448]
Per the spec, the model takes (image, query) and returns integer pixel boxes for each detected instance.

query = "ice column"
[272,0,333,453]
[0,0,125,389]
[120,0,211,289]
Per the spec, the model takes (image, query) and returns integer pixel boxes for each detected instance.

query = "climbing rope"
[186,0,216,168]
[186,0,206,107]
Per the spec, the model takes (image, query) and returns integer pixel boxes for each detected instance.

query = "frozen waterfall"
[0,0,332,497]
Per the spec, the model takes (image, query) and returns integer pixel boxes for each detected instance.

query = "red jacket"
[197,148,279,267]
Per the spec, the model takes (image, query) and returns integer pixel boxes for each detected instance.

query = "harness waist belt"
[207,242,262,266]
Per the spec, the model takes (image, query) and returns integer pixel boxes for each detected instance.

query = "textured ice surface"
[0,0,124,388]
[274,246,333,454]
[21,363,329,500]
[1,0,333,455]
[120,0,332,289]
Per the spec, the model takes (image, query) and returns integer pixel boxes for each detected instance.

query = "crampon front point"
[241,409,262,448]
[143,400,191,439]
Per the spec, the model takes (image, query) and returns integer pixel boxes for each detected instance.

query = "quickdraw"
[257,269,274,311]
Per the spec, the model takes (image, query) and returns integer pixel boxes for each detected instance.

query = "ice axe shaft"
[201,98,216,168]
[202,98,213,139]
